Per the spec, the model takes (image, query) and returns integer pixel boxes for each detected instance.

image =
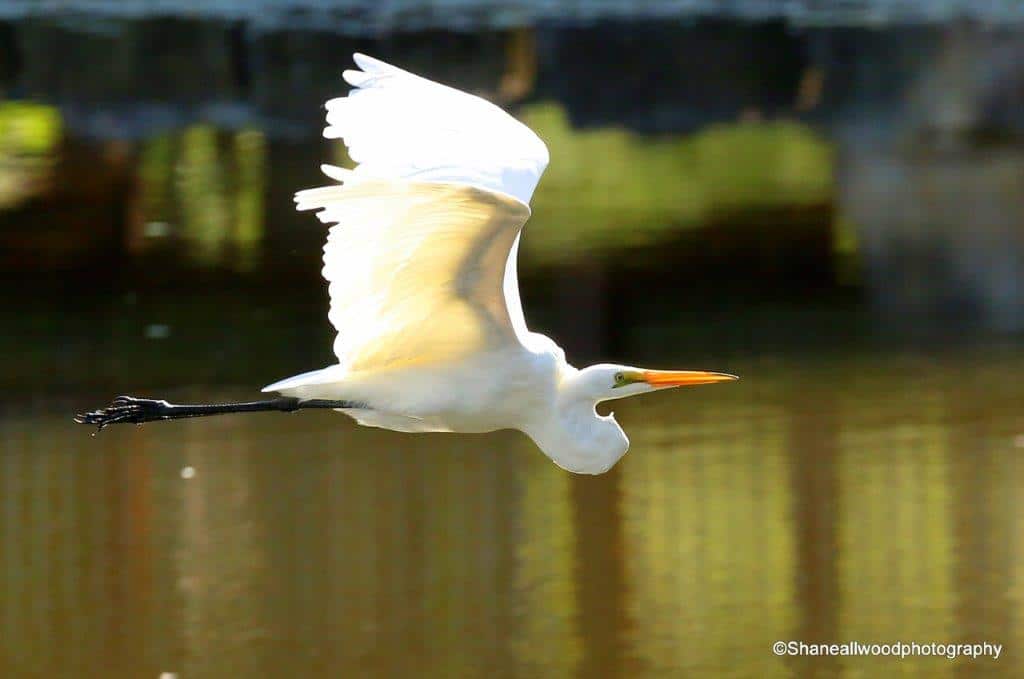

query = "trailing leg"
[75,395,358,431]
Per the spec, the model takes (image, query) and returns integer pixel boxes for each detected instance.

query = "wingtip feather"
[320,164,353,182]
[343,69,372,87]
[352,53,390,73]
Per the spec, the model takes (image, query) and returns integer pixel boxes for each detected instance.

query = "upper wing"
[297,178,531,373]
[323,52,549,205]
[296,53,550,374]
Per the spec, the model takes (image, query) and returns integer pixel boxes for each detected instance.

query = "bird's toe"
[75,396,166,430]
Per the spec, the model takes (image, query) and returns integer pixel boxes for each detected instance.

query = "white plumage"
[263,53,736,474]
[323,53,548,204]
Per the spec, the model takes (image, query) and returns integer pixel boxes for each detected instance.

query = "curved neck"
[523,367,629,475]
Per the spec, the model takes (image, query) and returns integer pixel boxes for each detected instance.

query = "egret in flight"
[77,53,737,474]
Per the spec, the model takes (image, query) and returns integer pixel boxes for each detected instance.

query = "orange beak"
[643,370,739,388]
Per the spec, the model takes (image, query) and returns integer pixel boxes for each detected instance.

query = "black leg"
[75,395,360,432]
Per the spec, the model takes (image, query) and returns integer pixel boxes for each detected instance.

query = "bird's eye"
[614,372,625,385]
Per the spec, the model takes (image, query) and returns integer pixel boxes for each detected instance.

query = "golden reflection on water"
[1,352,1023,678]
[622,394,795,677]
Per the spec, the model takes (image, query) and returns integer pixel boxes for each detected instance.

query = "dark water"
[2,12,1024,679]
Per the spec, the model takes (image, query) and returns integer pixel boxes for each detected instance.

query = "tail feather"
[262,366,346,393]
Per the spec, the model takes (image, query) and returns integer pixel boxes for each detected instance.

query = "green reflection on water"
[2,348,1022,678]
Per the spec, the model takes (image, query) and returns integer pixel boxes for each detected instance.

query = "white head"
[529,362,738,475]
[573,363,738,402]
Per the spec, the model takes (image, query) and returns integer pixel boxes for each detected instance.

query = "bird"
[76,53,737,474]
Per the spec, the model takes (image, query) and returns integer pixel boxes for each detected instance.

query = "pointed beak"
[642,370,739,388]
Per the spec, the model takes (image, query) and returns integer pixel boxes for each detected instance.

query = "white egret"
[77,53,737,474]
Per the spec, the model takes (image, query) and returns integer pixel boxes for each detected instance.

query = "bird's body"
[267,330,631,473]
[78,52,736,474]
[267,336,561,435]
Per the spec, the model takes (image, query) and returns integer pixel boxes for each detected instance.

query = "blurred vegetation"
[131,125,269,269]
[0,97,835,275]
[178,125,232,264]
[233,129,266,271]
[138,132,175,225]
[520,103,834,262]
[0,102,61,155]
[0,101,61,209]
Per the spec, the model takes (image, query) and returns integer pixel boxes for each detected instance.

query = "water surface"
[2,338,1022,677]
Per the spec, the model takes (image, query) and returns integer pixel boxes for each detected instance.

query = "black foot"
[74,396,170,432]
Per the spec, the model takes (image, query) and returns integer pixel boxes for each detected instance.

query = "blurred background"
[1,1,1023,677]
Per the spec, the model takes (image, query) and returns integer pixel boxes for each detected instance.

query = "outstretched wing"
[297,178,530,373]
[324,52,549,205]
[292,53,550,375]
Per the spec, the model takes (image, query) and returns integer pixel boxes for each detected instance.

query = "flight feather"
[322,52,549,204]
[274,53,549,383]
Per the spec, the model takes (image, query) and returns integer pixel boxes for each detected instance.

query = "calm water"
[2,338,1022,678]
